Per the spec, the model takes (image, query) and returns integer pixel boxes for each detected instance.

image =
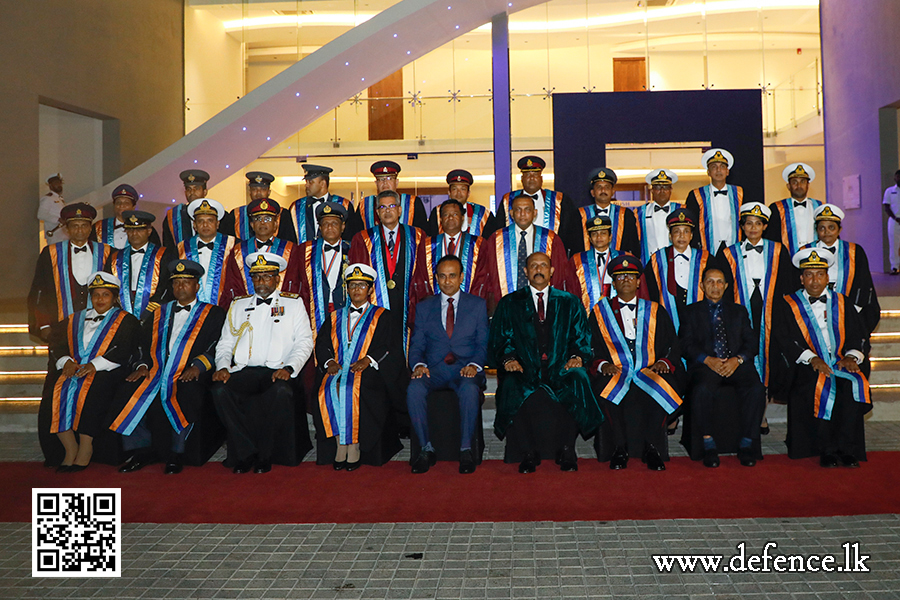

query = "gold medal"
[387,280,396,290]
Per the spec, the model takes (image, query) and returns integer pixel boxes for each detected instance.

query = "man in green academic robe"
[490,252,602,473]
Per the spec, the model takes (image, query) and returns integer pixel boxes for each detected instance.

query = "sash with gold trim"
[291,195,350,243]
[775,198,822,254]
[360,193,417,230]
[784,291,870,419]
[51,309,127,433]
[438,203,490,236]
[571,249,621,311]
[48,241,110,321]
[110,244,167,317]
[110,302,214,435]
[579,203,627,252]
[592,299,681,414]
[319,305,384,444]
[235,237,293,294]
[647,246,708,332]
[422,233,481,294]
[692,184,742,252]
[493,225,554,297]
[502,189,563,233]
[180,234,235,304]
[721,240,781,385]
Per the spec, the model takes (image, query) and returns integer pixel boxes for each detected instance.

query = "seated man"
[212,252,314,474]
[490,252,602,473]
[589,254,683,470]
[774,248,871,467]
[110,260,226,474]
[678,267,765,468]
[407,255,489,475]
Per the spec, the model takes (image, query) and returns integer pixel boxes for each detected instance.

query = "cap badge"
[254,255,267,267]
[599,170,606,179]
[75,209,82,216]
[809,251,821,262]
[678,212,686,221]
[176,263,185,272]
[795,165,807,177]
[129,215,138,223]
[712,151,725,163]
[526,159,533,168]
[324,205,332,213]
[92,275,105,286]
[254,175,263,184]
[751,206,763,216]
[260,200,269,210]
[187,174,196,182]
[821,206,834,217]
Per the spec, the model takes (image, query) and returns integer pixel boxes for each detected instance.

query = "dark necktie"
[256,297,272,306]
[174,304,191,313]
[713,305,730,358]
[133,247,145,254]
[517,231,528,290]
[447,237,457,256]
[73,246,87,254]
[324,243,340,253]
[198,241,214,250]
[387,231,395,253]
[349,306,364,314]
[654,204,669,213]
[597,252,607,265]
[536,292,545,322]
[713,190,727,196]
[809,295,827,304]
[794,200,807,208]
[745,243,763,254]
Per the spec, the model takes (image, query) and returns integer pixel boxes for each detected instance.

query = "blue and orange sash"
[800,240,856,296]
[93,218,124,249]
[360,225,419,352]
[493,225,554,297]
[578,203,627,252]
[721,240,782,385]
[691,184,742,252]
[319,305,384,444]
[774,198,822,254]
[647,247,707,332]
[232,205,252,241]
[234,237,293,295]
[571,249,621,311]
[592,299,682,414]
[290,195,351,243]
[165,204,192,246]
[304,238,349,339]
[784,291,870,419]
[634,202,681,263]
[422,233,481,294]
[179,234,235,304]
[502,189,563,233]
[51,309,127,433]
[438,202,490,236]
[110,244,167,317]
[360,193,418,230]
[48,241,110,321]
[110,302,214,435]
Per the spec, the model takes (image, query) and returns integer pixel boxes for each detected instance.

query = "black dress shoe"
[738,448,757,467]
[838,452,859,468]
[459,449,476,474]
[518,451,538,474]
[345,459,361,472]
[253,460,272,474]
[644,445,666,471]
[820,453,839,468]
[702,448,720,468]
[556,445,578,472]
[609,447,628,470]
[667,418,679,436]
[411,450,435,474]
[56,465,72,473]
[760,424,770,435]
[118,455,152,473]
[333,460,347,471]
[233,458,254,474]
[67,465,88,473]
[164,462,183,475]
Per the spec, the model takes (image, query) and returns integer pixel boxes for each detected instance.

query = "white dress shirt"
[55,308,120,372]
[883,184,900,214]
[70,242,92,286]
[796,290,864,365]
[322,240,343,292]
[515,224,535,257]
[672,246,692,290]
[528,284,551,316]
[644,203,672,257]
[458,204,471,233]
[169,301,196,353]
[525,191,545,226]
[129,243,149,291]
[195,237,215,274]
[111,219,127,249]
[38,191,67,242]
[310,194,331,236]
[331,301,379,370]
[382,223,400,250]
[788,198,816,248]
[741,241,766,287]
[443,233,461,257]
[709,185,736,250]
[595,249,612,287]
[618,299,638,340]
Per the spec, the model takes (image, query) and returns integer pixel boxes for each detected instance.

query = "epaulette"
[146,302,160,312]
[280,292,300,299]
[234,294,252,300]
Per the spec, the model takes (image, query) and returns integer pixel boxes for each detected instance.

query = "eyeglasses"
[347,282,370,289]
[613,274,638,281]
[376,204,399,210]
[651,185,671,191]
[252,216,275,223]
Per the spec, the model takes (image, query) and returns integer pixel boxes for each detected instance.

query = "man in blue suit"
[406,255,489,474]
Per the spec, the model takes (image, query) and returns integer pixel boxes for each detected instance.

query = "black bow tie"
[809,295,827,304]
[88,315,105,322]
[654,204,669,213]
[132,247,145,254]
[198,241,215,250]
[794,200,807,208]
[823,246,835,254]
[257,239,272,248]
[73,246,88,254]
[620,302,636,311]
[114,223,125,230]
[256,297,272,306]
[349,306,365,314]
[312,197,326,202]
[324,243,340,252]
[713,190,728,196]
[174,304,191,313]
[527,193,540,200]
[675,253,690,261]
[745,243,763,254]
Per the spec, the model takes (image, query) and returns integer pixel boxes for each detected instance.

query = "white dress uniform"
[883,183,900,271]
[38,191,67,243]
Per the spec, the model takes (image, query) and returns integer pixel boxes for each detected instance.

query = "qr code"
[32,488,121,577]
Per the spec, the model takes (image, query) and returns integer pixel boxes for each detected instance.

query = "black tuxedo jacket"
[678,300,758,368]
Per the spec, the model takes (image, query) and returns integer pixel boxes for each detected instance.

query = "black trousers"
[507,389,578,460]
[817,390,865,455]
[211,367,294,462]
[688,362,766,443]
[602,391,669,458]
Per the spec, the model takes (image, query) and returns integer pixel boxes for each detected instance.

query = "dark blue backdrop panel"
[551,90,764,207]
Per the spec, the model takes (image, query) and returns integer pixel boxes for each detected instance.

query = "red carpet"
[5,454,898,524]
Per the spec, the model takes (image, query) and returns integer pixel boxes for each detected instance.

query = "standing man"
[679,267,765,468]
[105,211,173,321]
[490,252,602,474]
[164,169,210,248]
[357,161,428,231]
[565,215,622,311]
[413,199,483,299]
[407,255,489,474]
[178,198,237,307]
[110,259,226,474]
[284,164,359,244]
[577,168,640,256]
[28,203,112,341]
[883,170,900,274]
[474,194,568,313]
[223,198,302,306]
[38,173,67,244]
[635,169,679,264]
[775,248,871,466]
[427,169,495,238]
[590,254,683,470]
[764,163,822,255]
[496,156,581,254]
[686,148,744,254]
[219,171,280,241]
[212,252,314,474]
[92,184,161,249]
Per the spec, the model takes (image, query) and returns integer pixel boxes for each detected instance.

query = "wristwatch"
[283,365,294,375]
[736,356,744,365]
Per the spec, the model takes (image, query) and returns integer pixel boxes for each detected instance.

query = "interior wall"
[821,0,900,271]
[0,0,185,304]
[39,106,104,202]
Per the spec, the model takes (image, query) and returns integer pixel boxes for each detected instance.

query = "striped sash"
[361,226,417,352]
[93,218,122,248]
[180,234,234,304]
[493,225,553,296]
[305,238,349,338]
[648,247,707,332]
[48,241,109,321]
[579,203,626,252]
[236,238,293,294]
[503,190,563,232]
[571,249,620,311]
[422,233,481,294]
[693,185,741,251]
[111,244,167,316]
[776,199,822,254]
[165,204,192,245]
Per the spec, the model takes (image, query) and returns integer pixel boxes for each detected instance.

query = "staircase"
[869,298,900,418]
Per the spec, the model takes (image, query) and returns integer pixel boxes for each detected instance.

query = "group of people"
[28,148,878,476]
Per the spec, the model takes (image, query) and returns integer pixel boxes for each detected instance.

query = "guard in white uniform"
[883,169,900,273]
[38,173,67,243]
